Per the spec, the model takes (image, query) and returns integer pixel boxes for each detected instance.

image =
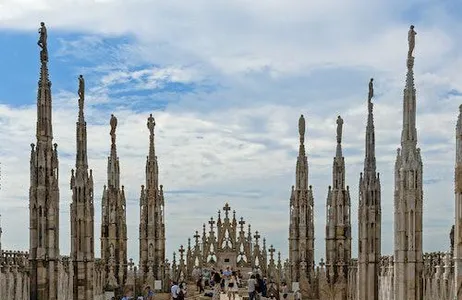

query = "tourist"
[171,281,179,300]
[247,274,256,300]
[121,287,134,300]
[212,271,222,300]
[227,271,239,300]
[197,275,204,293]
[281,282,288,300]
[177,282,187,300]
[261,277,267,297]
[144,286,154,300]
[294,289,301,300]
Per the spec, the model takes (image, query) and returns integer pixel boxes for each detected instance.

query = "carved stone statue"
[110,114,117,144]
[78,75,85,98]
[37,22,47,50]
[149,243,154,258]
[78,75,85,111]
[110,243,115,258]
[368,78,374,100]
[298,114,305,141]
[110,206,116,223]
[336,116,343,143]
[147,114,155,135]
[408,25,417,57]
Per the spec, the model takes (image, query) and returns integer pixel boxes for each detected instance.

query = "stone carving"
[110,243,115,258]
[408,25,417,57]
[78,75,85,107]
[149,243,153,258]
[37,22,47,50]
[110,206,116,223]
[37,22,48,62]
[299,114,305,141]
[368,78,374,100]
[336,115,343,144]
[110,114,117,144]
[147,114,155,135]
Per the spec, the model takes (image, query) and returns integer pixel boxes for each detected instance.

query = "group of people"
[171,281,188,300]
[247,273,268,300]
[205,266,241,300]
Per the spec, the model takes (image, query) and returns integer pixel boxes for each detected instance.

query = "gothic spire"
[295,114,308,190]
[75,75,88,172]
[30,21,61,300]
[401,25,418,150]
[70,74,95,300]
[456,105,462,165]
[108,114,120,188]
[336,115,343,158]
[364,78,377,176]
[333,115,345,189]
[146,114,159,189]
[36,21,53,143]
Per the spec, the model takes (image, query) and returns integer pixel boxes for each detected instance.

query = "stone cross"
[194,231,200,245]
[269,245,275,260]
[223,203,231,218]
[179,245,185,260]
[208,217,215,233]
[128,258,134,270]
[254,231,261,244]
[239,217,245,231]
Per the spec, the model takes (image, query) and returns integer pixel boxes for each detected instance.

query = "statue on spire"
[78,75,85,111]
[37,22,48,62]
[336,115,343,144]
[368,78,374,101]
[37,22,47,49]
[298,114,305,143]
[147,114,155,136]
[408,25,417,58]
[110,114,118,145]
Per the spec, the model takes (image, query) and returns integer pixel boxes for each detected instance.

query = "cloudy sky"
[0,0,461,264]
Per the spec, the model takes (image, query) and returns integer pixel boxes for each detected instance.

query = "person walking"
[248,274,256,300]
[227,271,239,300]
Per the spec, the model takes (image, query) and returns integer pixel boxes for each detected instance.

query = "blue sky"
[0,0,461,264]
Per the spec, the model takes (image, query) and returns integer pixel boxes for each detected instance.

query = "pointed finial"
[336,116,343,144]
[110,114,117,145]
[298,114,305,143]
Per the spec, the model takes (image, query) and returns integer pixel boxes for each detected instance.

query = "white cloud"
[0,0,460,265]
